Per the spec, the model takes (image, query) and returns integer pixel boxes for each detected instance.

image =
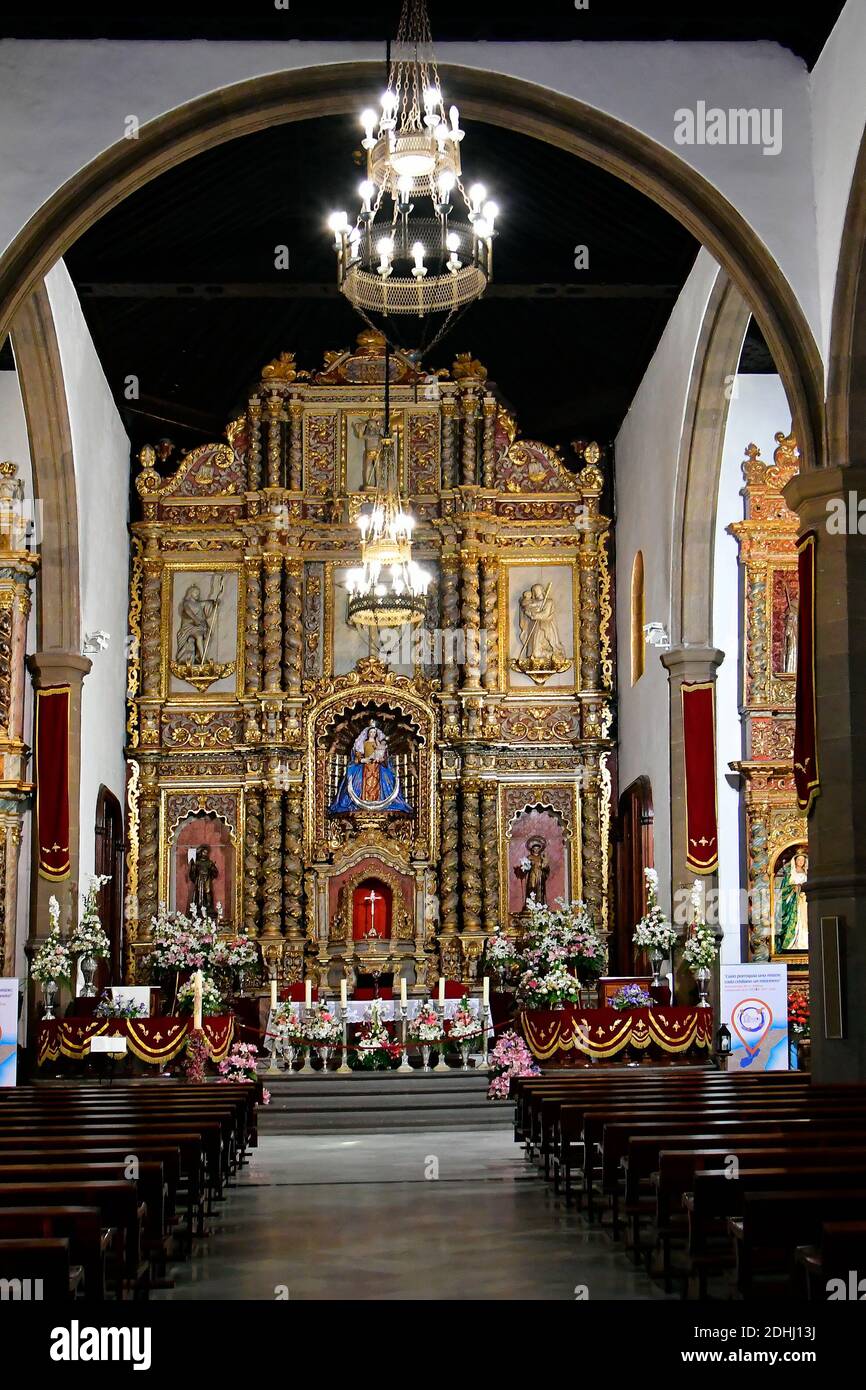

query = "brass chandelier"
[327,0,499,321]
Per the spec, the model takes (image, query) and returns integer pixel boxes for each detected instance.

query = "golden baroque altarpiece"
[124,332,614,991]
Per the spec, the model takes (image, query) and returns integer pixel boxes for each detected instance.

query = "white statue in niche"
[511,581,572,684]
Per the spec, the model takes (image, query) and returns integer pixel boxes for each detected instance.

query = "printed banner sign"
[719,963,789,1071]
[0,978,19,1087]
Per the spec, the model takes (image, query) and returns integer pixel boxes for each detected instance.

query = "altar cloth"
[37,1014,235,1067]
[520,1005,712,1062]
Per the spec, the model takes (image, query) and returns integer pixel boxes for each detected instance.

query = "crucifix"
[364,887,382,938]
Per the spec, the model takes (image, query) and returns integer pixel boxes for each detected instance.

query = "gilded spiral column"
[266,393,283,489]
[244,553,262,695]
[282,788,304,937]
[482,396,497,487]
[460,389,479,486]
[460,550,482,690]
[480,784,500,932]
[481,555,499,691]
[261,780,283,939]
[141,544,162,697]
[580,755,604,926]
[440,554,460,693]
[460,778,483,932]
[578,550,601,691]
[289,397,304,491]
[262,551,283,693]
[247,397,263,491]
[283,558,303,696]
[441,395,458,489]
[137,765,159,947]
[243,786,262,937]
[439,773,460,934]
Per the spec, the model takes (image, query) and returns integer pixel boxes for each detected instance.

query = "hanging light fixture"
[327,0,499,320]
[345,343,432,630]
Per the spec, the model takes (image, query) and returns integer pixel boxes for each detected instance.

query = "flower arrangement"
[176,975,224,1016]
[147,903,222,978]
[487,1029,540,1100]
[484,931,518,984]
[301,1001,342,1045]
[352,999,401,1070]
[610,983,655,1012]
[218,1040,260,1083]
[70,874,111,959]
[789,988,810,1039]
[682,881,718,974]
[409,1001,442,1043]
[183,1029,209,1083]
[518,961,581,1009]
[446,995,480,1042]
[211,933,259,987]
[516,898,607,1008]
[632,868,678,953]
[31,899,73,985]
[95,990,147,1020]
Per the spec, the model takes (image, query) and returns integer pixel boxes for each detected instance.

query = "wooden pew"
[0,1207,110,1300]
[0,1236,82,1301]
[0,1181,148,1299]
[795,1221,866,1300]
[730,1189,866,1298]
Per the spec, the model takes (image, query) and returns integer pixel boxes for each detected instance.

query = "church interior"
[1,0,866,1336]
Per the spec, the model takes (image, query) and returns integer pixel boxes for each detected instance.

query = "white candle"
[438,976,445,1005]
[340,978,348,1009]
[270,978,277,1011]
[482,976,490,1007]
[400,977,407,1007]
[192,970,203,1032]
[305,979,312,1009]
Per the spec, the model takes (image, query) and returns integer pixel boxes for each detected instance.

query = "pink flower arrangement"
[487,1028,539,1100]
[183,1029,209,1083]
[218,1040,260,1083]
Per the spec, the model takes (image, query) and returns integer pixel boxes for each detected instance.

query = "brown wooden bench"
[0,1207,110,1300]
[730,1188,866,1298]
[795,1220,866,1300]
[0,1236,82,1301]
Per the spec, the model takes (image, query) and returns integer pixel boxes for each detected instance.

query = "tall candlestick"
[270,978,278,1011]
[400,976,407,1007]
[340,978,348,1009]
[482,975,490,1007]
[192,970,203,1033]
[438,976,445,1005]
[305,979,312,1009]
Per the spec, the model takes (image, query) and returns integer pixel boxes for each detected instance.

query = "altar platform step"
[258,1069,512,1133]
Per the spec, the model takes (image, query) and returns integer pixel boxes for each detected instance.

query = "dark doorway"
[614,777,654,974]
[94,785,125,984]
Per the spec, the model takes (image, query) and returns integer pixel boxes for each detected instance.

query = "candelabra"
[399,1002,413,1071]
[338,1001,353,1074]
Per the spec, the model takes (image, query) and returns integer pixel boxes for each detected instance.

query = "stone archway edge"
[0,63,824,471]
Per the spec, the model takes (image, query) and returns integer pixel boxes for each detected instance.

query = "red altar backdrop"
[37,1015,235,1068]
[794,530,820,814]
[352,878,392,939]
[681,681,719,873]
[520,1006,713,1062]
[35,685,71,880]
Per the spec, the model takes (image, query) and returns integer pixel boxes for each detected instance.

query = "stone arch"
[0,63,823,473]
[826,125,866,469]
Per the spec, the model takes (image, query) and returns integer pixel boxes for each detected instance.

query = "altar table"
[520,1005,712,1063]
[37,1015,235,1068]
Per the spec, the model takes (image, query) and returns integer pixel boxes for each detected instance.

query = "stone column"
[480,784,500,934]
[441,395,458,490]
[247,398,263,492]
[460,389,479,486]
[262,549,283,694]
[243,552,262,695]
[265,394,283,489]
[481,554,499,691]
[288,397,304,492]
[283,558,303,696]
[261,773,283,940]
[243,785,262,938]
[460,777,483,933]
[460,549,482,690]
[481,396,497,487]
[784,465,866,1081]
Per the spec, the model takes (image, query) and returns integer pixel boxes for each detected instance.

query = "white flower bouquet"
[176,975,224,1016]
[409,1001,442,1043]
[632,867,678,952]
[447,996,480,1042]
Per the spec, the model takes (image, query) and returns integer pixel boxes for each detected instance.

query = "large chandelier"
[345,346,431,630]
[327,0,499,321]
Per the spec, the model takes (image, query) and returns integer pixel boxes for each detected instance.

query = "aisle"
[155,1130,671,1301]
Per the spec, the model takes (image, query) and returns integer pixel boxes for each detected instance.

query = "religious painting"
[507,806,569,916]
[771,568,799,679]
[171,812,235,924]
[329,715,413,816]
[344,408,403,493]
[165,566,240,696]
[771,842,809,959]
[501,561,576,690]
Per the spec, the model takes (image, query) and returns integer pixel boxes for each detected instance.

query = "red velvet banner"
[681,681,719,873]
[35,685,71,880]
[794,531,820,814]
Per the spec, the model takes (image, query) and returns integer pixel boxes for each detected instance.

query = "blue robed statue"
[329,719,412,815]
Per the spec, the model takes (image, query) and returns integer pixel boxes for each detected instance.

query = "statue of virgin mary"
[329,720,412,814]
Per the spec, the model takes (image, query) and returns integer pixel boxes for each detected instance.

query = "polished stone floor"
[155,1130,670,1301]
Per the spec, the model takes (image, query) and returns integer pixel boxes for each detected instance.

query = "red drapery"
[794,531,820,814]
[520,1006,712,1061]
[681,681,719,873]
[37,1015,235,1067]
[352,879,392,940]
[35,685,71,880]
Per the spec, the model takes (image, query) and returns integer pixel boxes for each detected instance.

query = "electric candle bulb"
[361,108,378,139]
[359,179,376,207]
[412,242,425,271]
[474,218,491,240]
[437,171,455,201]
[446,232,460,252]
[328,211,349,233]
[483,200,499,225]
[397,176,413,203]
[469,183,487,210]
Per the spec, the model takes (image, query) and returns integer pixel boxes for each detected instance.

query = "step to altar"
[257,1069,513,1134]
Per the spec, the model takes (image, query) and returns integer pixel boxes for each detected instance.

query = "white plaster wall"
[0,370,36,1010]
[614,248,721,911]
[44,261,130,890]
[810,0,866,361]
[0,39,823,345]
[713,373,792,964]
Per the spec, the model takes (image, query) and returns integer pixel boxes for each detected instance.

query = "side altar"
[124,331,615,993]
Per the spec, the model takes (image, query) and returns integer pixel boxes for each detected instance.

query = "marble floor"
[154,1129,671,1301]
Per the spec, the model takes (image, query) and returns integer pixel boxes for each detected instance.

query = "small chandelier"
[327,0,499,320]
[346,346,431,630]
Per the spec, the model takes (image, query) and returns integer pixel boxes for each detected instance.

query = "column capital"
[660,645,724,682]
[784,464,866,526]
[27,650,92,688]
